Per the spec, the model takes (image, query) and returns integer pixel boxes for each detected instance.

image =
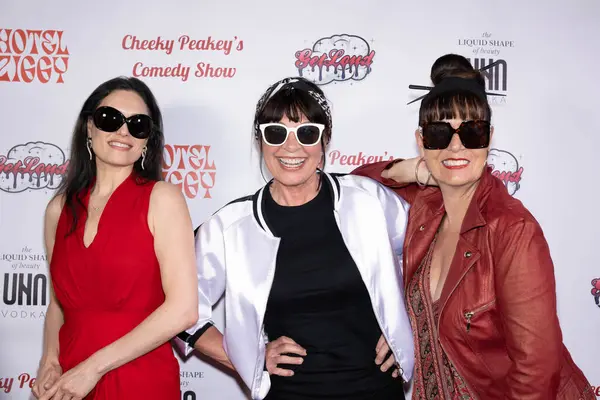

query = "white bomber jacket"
[176,173,415,400]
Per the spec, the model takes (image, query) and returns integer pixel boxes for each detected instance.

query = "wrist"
[86,350,111,376]
[40,352,60,368]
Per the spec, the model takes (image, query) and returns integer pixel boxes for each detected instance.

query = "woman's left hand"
[375,334,402,378]
[38,358,103,400]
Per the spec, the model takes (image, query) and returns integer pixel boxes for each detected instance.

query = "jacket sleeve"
[351,159,421,205]
[493,219,562,399]
[365,178,415,381]
[174,215,227,356]
[371,180,411,260]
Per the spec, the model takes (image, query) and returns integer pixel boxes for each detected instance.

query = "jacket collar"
[251,172,341,236]
[420,165,495,234]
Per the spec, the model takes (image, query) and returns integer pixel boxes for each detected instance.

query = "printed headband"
[254,77,332,135]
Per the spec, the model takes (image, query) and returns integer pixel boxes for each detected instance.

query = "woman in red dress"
[32,77,198,400]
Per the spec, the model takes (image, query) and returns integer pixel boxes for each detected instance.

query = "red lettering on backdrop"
[0,155,69,190]
[0,28,69,83]
[0,373,36,394]
[17,373,35,389]
[295,49,375,74]
[162,144,216,199]
[490,166,523,185]
[327,150,393,166]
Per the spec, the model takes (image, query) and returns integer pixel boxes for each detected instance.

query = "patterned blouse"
[406,238,477,399]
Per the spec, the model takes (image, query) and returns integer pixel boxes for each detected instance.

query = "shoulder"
[194,193,256,237]
[484,179,543,238]
[149,181,185,207]
[45,193,65,224]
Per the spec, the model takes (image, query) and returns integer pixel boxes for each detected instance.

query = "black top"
[262,181,404,400]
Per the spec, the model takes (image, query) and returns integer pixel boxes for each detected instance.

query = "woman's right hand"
[32,360,62,399]
[265,336,306,377]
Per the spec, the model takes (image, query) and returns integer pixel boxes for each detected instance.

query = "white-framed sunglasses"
[258,123,324,147]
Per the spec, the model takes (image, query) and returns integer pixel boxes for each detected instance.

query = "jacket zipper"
[437,254,479,396]
[464,301,495,332]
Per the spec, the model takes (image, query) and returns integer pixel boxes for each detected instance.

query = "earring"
[86,137,93,160]
[415,157,432,188]
[141,146,147,170]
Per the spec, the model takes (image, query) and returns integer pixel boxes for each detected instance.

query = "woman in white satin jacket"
[176,77,414,400]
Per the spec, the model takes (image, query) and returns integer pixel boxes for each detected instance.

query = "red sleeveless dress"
[50,173,180,399]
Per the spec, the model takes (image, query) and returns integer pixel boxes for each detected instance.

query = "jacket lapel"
[404,169,495,309]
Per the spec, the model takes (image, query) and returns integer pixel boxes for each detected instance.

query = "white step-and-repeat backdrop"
[1,0,599,398]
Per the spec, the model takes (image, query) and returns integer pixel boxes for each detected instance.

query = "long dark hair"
[56,76,164,234]
[253,77,332,178]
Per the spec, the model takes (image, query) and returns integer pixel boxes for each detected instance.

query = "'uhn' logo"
[295,34,375,85]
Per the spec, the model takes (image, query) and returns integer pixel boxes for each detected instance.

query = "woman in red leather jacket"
[353,56,593,399]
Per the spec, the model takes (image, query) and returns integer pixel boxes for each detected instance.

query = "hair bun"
[430,53,485,88]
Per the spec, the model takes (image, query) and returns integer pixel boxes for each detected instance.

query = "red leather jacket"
[353,161,593,400]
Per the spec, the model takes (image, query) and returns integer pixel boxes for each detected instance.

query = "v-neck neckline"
[81,172,133,249]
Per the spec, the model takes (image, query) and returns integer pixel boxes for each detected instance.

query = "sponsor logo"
[469,57,507,91]
[1,247,48,320]
[0,141,69,193]
[327,150,395,168]
[0,28,69,83]
[295,34,375,85]
[458,31,514,104]
[181,391,198,400]
[591,278,600,308]
[2,272,47,306]
[162,144,216,199]
[0,373,36,394]
[180,370,204,392]
[487,149,523,196]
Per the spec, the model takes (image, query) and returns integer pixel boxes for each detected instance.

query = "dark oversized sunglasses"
[92,106,153,139]
[419,120,491,150]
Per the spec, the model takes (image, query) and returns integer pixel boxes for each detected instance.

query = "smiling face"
[416,118,493,188]
[254,80,332,193]
[87,90,149,169]
[261,114,324,189]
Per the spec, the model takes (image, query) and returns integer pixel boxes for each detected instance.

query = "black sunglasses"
[92,106,153,139]
[420,120,491,150]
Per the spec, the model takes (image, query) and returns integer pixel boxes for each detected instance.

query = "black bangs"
[419,90,491,124]
[257,87,329,129]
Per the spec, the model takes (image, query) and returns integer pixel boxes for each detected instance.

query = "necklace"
[89,198,108,212]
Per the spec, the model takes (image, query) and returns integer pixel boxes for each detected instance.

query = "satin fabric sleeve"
[374,181,415,381]
[174,215,227,356]
[350,175,415,381]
